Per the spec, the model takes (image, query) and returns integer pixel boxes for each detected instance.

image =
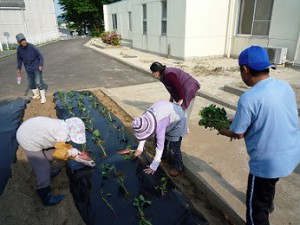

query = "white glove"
[68,148,81,157]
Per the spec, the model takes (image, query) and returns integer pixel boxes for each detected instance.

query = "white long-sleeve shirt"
[16,117,70,151]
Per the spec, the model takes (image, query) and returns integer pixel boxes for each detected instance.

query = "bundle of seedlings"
[198,104,230,130]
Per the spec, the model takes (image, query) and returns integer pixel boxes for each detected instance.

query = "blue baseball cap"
[238,46,276,70]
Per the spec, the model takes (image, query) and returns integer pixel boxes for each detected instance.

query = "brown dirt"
[0,89,232,225]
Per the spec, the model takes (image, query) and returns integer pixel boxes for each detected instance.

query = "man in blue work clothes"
[16,33,46,103]
[218,46,300,225]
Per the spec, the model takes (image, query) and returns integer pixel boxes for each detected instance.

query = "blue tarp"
[0,98,29,196]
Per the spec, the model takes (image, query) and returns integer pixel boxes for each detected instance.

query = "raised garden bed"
[53,90,208,225]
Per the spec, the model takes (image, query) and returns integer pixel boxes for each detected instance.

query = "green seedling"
[93,129,100,137]
[58,91,64,100]
[155,177,168,196]
[81,116,94,132]
[124,151,136,160]
[77,98,84,108]
[117,175,131,198]
[133,195,152,225]
[198,104,230,130]
[100,189,118,219]
[92,130,108,156]
[107,111,113,122]
[67,91,76,98]
[80,91,91,96]
[101,163,116,179]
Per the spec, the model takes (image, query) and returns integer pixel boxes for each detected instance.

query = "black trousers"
[246,173,279,225]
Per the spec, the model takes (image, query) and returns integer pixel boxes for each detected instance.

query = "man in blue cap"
[218,46,300,224]
[16,33,46,103]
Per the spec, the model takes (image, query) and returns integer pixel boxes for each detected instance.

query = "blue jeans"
[26,70,45,90]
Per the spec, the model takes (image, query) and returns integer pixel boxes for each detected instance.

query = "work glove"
[68,148,81,157]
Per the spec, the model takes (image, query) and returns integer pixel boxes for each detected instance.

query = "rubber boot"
[32,89,40,99]
[36,186,64,206]
[40,89,46,104]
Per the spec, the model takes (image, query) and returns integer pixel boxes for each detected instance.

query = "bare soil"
[0,90,232,225]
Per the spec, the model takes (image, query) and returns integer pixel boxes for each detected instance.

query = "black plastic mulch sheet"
[53,91,208,225]
[0,98,30,196]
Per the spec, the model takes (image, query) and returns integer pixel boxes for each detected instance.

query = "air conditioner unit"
[264,47,288,65]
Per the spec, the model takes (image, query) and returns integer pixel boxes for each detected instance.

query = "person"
[218,46,300,225]
[132,101,187,177]
[16,116,93,206]
[16,33,46,103]
[150,62,200,131]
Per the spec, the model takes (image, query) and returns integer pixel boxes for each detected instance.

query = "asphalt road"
[0,38,157,99]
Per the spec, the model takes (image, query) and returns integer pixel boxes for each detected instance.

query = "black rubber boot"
[37,186,64,206]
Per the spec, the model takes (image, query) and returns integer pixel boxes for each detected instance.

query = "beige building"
[104,0,300,66]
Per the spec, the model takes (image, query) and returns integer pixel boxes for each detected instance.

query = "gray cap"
[16,33,26,42]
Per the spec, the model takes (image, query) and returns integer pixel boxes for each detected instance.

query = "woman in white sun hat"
[132,101,187,177]
[16,116,89,206]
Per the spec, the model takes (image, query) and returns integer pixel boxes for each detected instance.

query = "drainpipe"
[225,0,236,58]
[293,31,300,66]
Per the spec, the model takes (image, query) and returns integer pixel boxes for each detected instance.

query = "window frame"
[237,0,274,37]
[161,1,167,36]
[142,4,147,34]
[112,13,118,30]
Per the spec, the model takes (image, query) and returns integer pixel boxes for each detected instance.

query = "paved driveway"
[0,38,157,99]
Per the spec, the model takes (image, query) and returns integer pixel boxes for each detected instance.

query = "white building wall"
[104,0,187,59]
[184,0,230,58]
[231,0,300,64]
[0,0,59,48]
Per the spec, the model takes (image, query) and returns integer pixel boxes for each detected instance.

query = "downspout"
[293,30,300,66]
[225,0,235,58]
[226,0,235,58]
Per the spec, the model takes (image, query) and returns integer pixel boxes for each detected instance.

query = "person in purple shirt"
[132,101,187,177]
[16,33,46,103]
[150,62,200,132]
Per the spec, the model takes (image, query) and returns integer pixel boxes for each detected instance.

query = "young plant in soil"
[198,104,230,130]
[101,163,116,179]
[116,174,131,199]
[100,189,118,219]
[155,177,168,197]
[82,116,94,132]
[92,129,108,157]
[133,195,152,225]
[124,145,136,160]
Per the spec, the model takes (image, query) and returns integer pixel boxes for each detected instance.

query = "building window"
[238,0,273,36]
[142,4,147,34]
[112,14,117,30]
[128,11,132,31]
[161,1,167,35]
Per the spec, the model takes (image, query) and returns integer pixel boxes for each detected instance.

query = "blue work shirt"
[230,77,300,178]
[17,43,44,73]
